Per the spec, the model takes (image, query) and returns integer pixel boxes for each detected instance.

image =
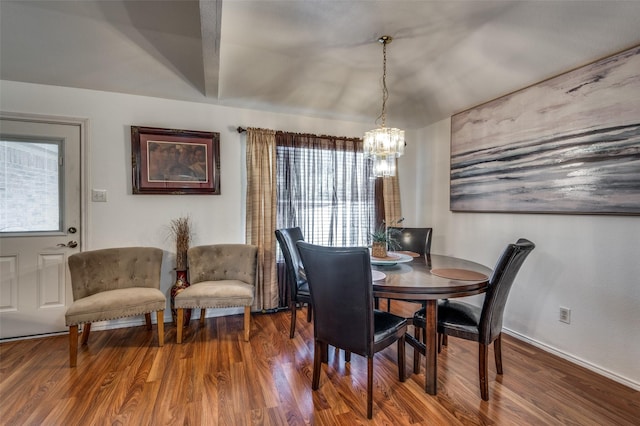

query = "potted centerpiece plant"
[370,221,401,258]
[169,216,192,326]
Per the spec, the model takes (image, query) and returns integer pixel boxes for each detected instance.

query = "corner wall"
[400,117,640,389]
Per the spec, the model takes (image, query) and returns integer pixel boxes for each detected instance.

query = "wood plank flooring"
[1,301,639,425]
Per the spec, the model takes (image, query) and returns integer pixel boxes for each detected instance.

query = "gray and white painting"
[451,46,640,215]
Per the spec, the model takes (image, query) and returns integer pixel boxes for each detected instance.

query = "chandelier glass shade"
[363,127,405,177]
[363,35,405,178]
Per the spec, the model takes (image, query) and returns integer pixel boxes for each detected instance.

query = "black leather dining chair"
[388,226,432,256]
[412,238,535,400]
[275,227,312,338]
[297,242,408,419]
[382,227,433,312]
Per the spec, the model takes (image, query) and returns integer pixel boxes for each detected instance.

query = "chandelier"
[363,35,405,178]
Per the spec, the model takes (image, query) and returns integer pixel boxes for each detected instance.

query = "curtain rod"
[236,126,364,142]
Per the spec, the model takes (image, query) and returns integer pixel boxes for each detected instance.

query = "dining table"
[371,252,493,395]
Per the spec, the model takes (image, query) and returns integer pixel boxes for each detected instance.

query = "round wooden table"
[372,254,492,395]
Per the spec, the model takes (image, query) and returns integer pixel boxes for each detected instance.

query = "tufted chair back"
[68,246,163,300]
[188,244,257,285]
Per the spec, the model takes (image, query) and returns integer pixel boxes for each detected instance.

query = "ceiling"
[2,1,640,129]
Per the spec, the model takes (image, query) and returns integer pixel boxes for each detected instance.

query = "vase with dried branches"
[169,216,192,327]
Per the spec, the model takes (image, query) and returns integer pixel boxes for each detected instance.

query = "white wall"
[1,79,370,323]
[401,117,640,390]
[2,80,638,389]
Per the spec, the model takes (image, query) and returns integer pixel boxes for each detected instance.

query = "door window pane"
[0,140,61,233]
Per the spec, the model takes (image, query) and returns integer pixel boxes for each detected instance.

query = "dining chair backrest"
[480,238,535,343]
[296,242,374,358]
[388,227,432,255]
[275,227,307,299]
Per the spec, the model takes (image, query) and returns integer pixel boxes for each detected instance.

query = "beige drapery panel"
[245,128,279,311]
[382,163,403,226]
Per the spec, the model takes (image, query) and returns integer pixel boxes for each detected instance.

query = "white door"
[0,116,83,339]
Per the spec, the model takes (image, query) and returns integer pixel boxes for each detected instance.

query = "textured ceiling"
[2,0,640,129]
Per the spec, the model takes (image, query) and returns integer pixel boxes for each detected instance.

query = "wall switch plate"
[559,307,571,324]
[91,189,107,202]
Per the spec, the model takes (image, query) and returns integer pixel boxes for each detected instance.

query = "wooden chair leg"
[176,308,184,343]
[69,325,78,367]
[374,297,380,310]
[398,334,406,382]
[199,308,206,326]
[145,313,152,330]
[312,340,322,390]
[494,333,503,374]
[442,334,448,347]
[306,304,312,322]
[386,299,391,312]
[80,323,91,345]
[289,302,297,338]
[157,310,164,347]
[344,351,351,363]
[479,343,489,401]
[243,306,251,341]
[367,356,374,419]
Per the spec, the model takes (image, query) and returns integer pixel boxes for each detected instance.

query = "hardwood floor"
[1,301,638,425]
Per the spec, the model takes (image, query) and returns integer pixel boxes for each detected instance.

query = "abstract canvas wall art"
[450,45,640,215]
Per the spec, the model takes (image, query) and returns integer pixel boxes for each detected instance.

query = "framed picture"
[131,126,220,195]
[450,45,640,215]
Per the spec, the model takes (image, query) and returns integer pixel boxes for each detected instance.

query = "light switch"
[91,189,107,202]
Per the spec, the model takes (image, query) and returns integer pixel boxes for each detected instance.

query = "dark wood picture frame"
[131,126,220,195]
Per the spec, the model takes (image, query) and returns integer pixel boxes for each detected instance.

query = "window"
[276,132,375,247]
[0,139,62,233]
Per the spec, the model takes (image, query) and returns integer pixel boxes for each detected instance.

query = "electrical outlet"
[559,307,571,324]
[91,189,107,202]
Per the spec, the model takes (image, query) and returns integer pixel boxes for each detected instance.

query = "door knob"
[57,241,78,248]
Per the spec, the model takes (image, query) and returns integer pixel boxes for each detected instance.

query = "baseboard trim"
[503,328,639,391]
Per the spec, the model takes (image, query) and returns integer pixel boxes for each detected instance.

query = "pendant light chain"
[377,36,390,128]
[380,38,388,128]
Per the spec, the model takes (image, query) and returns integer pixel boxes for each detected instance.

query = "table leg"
[424,299,438,395]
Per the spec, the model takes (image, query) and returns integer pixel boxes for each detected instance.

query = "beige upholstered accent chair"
[175,244,258,343]
[66,247,166,367]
